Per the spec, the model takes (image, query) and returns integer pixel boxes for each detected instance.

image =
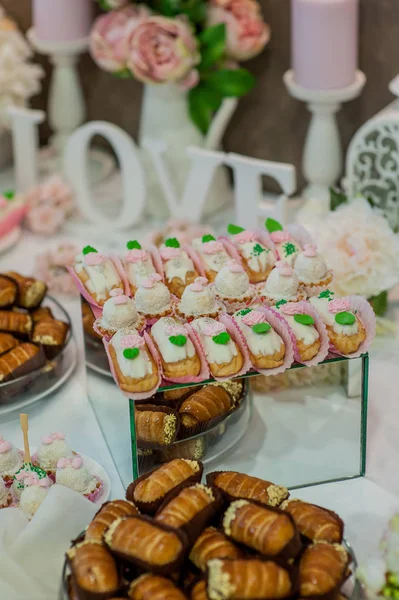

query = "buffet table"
[1,231,399,567]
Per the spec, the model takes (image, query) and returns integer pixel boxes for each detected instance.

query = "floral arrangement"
[35,243,80,296]
[357,514,399,599]
[25,176,76,236]
[0,7,43,131]
[308,196,399,317]
[90,0,270,133]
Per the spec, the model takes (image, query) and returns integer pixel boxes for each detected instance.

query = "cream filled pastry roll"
[105,328,160,396]
[294,244,332,297]
[265,218,303,266]
[95,288,145,338]
[226,225,277,283]
[150,317,202,381]
[159,238,199,298]
[232,308,286,371]
[275,300,329,365]
[121,240,158,295]
[135,274,174,322]
[309,292,373,356]
[73,245,125,306]
[191,235,231,282]
[177,277,224,321]
[260,261,306,305]
[213,261,256,314]
[190,317,245,379]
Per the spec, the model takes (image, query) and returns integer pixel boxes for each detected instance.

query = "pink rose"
[35,244,80,296]
[26,175,75,216]
[26,205,65,235]
[207,0,270,61]
[242,310,267,326]
[127,16,200,84]
[90,6,150,73]
[328,298,351,314]
[280,303,301,316]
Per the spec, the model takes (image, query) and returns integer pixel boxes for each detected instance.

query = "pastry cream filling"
[126,256,156,287]
[208,559,236,600]
[151,317,196,363]
[267,485,290,507]
[163,415,178,445]
[234,313,283,356]
[222,499,249,535]
[162,250,195,282]
[238,241,271,273]
[191,319,238,365]
[104,517,123,546]
[191,483,215,500]
[76,260,121,301]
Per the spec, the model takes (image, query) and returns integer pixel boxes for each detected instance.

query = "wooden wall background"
[4,0,399,187]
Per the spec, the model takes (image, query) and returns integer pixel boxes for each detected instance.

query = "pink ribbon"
[41,432,65,445]
[226,260,245,273]
[109,289,128,305]
[24,473,51,488]
[84,252,106,266]
[121,334,145,349]
[189,277,208,292]
[303,244,318,258]
[202,241,224,254]
[242,311,267,326]
[275,261,293,276]
[141,273,162,289]
[57,456,83,470]
[126,249,148,263]
[15,469,31,481]
[328,298,351,314]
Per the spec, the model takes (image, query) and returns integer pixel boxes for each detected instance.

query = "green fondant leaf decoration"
[227,224,245,235]
[265,218,283,233]
[82,245,97,255]
[123,348,140,360]
[202,234,216,243]
[319,289,334,300]
[127,240,142,250]
[252,243,266,256]
[335,311,356,326]
[165,237,180,248]
[212,332,231,345]
[252,322,271,334]
[3,190,15,200]
[275,299,288,309]
[294,314,315,326]
[169,335,187,347]
[236,308,252,317]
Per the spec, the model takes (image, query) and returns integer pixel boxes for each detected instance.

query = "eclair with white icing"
[150,317,201,380]
[191,235,231,282]
[121,240,157,295]
[107,328,160,394]
[74,246,124,306]
[276,301,321,362]
[227,225,276,283]
[159,238,199,299]
[265,218,302,266]
[233,308,285,370]
[190,317,244,378]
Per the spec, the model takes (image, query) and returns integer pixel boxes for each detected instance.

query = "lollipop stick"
[20,413,31,464]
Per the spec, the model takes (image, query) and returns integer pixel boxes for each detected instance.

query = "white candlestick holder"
[284,70,366,217]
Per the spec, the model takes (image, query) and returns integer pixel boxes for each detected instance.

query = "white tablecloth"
[1,231,399,568]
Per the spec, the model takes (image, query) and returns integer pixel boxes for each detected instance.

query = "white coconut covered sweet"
[262,261,303,303]
[294,244,329,285]
[135,274,172,316]
[214,261,251,299]
[20,481,50,518]
[101,290,140,331]
[0,476,10,507]
[179,277,221,317]
[55,455,98,495]
[0,436,23,480]
[36,432,73,472]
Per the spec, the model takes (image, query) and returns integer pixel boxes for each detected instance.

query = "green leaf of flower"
[169,335,187,347]
[3,190,14,200]
[252,322,271,334]
[123,348,140,360]
[127,240,142,250]
[227,224,245,235]
[199,24,226,70]
[204,69,256,98]
[199,23,226,46]
[212,332,231,345]
[369,290,388,317]
[294,314,315,326]
[115,68,133,79]
[265,218,283,233]
[202,234,216,243]
[165,237,180,248]
[335,311,356,326]
[236,308,252,317]
[82,245,97,255]
[330,187,348,211]
[188,86,222,135]
[319,290,334,300]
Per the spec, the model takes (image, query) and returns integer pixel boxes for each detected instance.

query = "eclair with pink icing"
[135,274,174,322]
[177,277,224,321]
[106,328,160,395]
[73,245,125,306]
[159,238,199,299]
[294,244,333,297]
[95,288,145,338]
[121,240,159,295]
[265,218,302,266]
[213,260,256,314]
[150,316,202,380]
[191,235,231,282]
[226,224,277,283]
[189,317,244,379]
[260,261,306,305]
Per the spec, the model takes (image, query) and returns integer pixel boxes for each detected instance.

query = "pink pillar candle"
[33,0,93,43]
[291,0,359,90]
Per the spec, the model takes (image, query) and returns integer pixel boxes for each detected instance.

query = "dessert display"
[122,240,159,295]
[135,405,180,448]
[191,235,232,282]
[5,271,47,309]
[260,261,306,305]
[178,385,234,432]
[159,238,199,298]
[213,261,256,313]
[294,244,333,297]
[265,218,304,265]
[225,225,277,283]
[63,464,353,600]
[177,278,224,321]
[32,318,69,359]
[95,289,145,338]
[135,275,174,321]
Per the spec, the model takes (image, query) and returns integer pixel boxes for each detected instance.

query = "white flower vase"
[139,83,237,220]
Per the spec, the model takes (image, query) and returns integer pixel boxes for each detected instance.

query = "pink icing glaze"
[242,311,267,326]
[201,321,225,336]
[160,247,181,261]
[84,252,106,267]
[328,298,351,314]
[141,273,162,289]
[0,441,11,453]
[233,230,258,244]
[0,197,8,209]
[126,249,148,263]
[280,303,302,316]
[41,432,65,445]
[120,334,145,349]
[275,261,293,276]
[165,323,186,336]
[113,295,128,305]
[226,260,245,273]
[189,276,208,292]
[15,469,32,481]
[270,231,291,244]
[303,244,318,258]
[25,473,51,488]
[57,456,83,469]
[110,288,124,297]
[202,241,224,254]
